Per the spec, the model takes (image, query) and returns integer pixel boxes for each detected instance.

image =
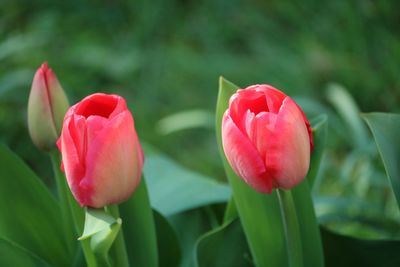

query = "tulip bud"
[28,63,69,151]
[221,84,313,193]
[57,93,144,208]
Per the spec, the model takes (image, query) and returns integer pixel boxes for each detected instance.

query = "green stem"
[277,189,303,267]
[94,253,112,267]
[108,205,130,267]
[50,152,98,267]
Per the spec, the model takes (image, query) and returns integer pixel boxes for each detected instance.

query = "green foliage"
[308,115,328,186]
[143,145,231,216]
[363,113,400,208]
[119,179,158,267]
[0,238,53,267]
[79,208,121,258]
[196,219,252,267]
[153,210,181,267]
[321,227,400,267]
[0,144,72,267]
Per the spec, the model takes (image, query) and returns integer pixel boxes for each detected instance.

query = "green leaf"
[223,197,238,223]
[119,178,158,267]
[168,209,213,267]
[216,77,287,267]
[308,114,328,187]
[291,182,324,267]
[79,208,121,257]
[0,144,71,267]
[321,227,400,267]
[143,146,231,216]
[363,113,400,208]
[0,238,53,267]
[196,219,252,267]
[153,210,181,267]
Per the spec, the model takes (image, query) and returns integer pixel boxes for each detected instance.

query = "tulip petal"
[253,85,286,114]
[222,112,272,193]
[44,65,69,134]
[229,90,266,132]
[75,94,119,119]
[86,115,108,145]
[84,111,142,208]
[61,115,88,205]
[265,97,310,189]
[251,111,278,163]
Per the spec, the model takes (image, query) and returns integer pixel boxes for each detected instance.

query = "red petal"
[264,97,311,189]
[84,111,142,208]
[222,111,272,193]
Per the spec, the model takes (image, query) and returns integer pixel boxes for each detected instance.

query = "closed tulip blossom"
[28,63,69,151]
[58,93,144,208]
[222,85,313,193]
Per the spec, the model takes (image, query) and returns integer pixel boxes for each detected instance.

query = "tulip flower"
[221,84,313,193]
[28,63,69,151]
[57,93,144,208]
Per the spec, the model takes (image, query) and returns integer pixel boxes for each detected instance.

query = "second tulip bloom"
[222,84,313,193]
[58,93,144,208]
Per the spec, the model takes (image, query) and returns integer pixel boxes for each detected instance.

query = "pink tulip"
[57,93,144,208]
[28,63,69,151]
[222,84,313,193]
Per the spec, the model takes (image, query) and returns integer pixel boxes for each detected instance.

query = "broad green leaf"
[308,114,328,187]
[0,144,71,267]
[119,178,158,267]
[314,195,400,238]
[153,210,181,267]
[196,219,252,267]
[143,146,231,216]
[291,182,324,267]
[0,238,53,267]
[363,113,400,208]
[321,227,400,267]
[216,77,287,267]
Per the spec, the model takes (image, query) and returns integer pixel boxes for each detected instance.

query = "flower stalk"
[277,189,303,267]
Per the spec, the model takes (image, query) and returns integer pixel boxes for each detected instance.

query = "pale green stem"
[94,253,112,267]
[277,189,303,267]
[108,205,130,267]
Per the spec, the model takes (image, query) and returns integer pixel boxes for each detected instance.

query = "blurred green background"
[1,0,400,240]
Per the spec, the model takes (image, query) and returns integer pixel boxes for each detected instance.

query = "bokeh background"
[1,0,400,240]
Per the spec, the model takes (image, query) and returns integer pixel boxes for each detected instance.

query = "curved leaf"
[0,144,71,267]
[196,219,252,267]
[308,114,328,187]
[363,113,400,208]
[143,146,231,216]
[119,178,158,267]
[0,238,53,267]
[154,210,181,267]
